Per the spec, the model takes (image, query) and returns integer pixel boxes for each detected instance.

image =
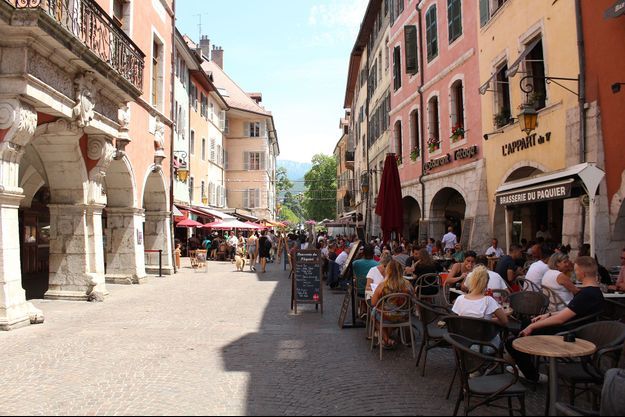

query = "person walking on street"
[258,230,271,274]
[247,233,259,272]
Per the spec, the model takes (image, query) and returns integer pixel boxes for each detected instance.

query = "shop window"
[447,0,462,44]
[426,6,438,62]
[494,64,512,128]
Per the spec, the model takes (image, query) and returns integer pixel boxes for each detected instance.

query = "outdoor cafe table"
[513,335,596,416]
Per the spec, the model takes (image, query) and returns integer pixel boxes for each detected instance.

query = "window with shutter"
[393,46,402,91]
[243,152,250,170]
[217,145,222,165]
[448,0,463,44]
[224,150,228,170]
[211,183,217,205]
[190,131,195,155]
[201,138,206,160]
[426,6,438,62]
[404,26,418,74]
[243,190,249,208]
[479,0,490,26]
[219,111,226,131]
[189,177,194,202]
[210,139,215,162]
[260,153,267,171]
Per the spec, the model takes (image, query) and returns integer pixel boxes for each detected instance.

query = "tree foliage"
[303,154,337,221]
[275,167,293,194]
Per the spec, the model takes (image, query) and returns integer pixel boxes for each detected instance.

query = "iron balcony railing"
[8,0,145,91]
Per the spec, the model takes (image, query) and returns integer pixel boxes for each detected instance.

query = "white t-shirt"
[367,266,385,290]
[442,232,458,250]
[467,270,508,291]
[526,260,549,288]
[452,296,501,320]
[542,269,574,310]
[336,251,349,272]
[486,246,505,258]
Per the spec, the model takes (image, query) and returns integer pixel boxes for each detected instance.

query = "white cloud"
[307,0,368,46]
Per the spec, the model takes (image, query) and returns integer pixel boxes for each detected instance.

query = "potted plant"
[493,109,511,128]
[410,146,420,161]
[450,124,466,143]
[427,137,440,153]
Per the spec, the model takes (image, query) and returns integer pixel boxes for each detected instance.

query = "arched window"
[450,80,465,138]
[410,110,420,157]
[428,96,440,152]
[394,121,403,162]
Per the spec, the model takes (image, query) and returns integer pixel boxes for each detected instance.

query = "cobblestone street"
[1,260,547,416]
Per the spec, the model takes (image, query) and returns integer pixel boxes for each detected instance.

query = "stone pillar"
[105,207,147,285]
[45,204,108,301]
[0,99,43,330]
[144,211,174,275]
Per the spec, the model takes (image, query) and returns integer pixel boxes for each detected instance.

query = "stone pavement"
[1,259,549,416]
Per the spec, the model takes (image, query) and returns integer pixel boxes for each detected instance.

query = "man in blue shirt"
[352,245,379,298]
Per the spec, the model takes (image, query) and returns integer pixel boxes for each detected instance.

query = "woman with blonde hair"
[452,265,509,325]
[366,250,393,292]
[371,260,415,348]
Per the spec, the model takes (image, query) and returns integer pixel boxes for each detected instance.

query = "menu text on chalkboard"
[292,250,323,314]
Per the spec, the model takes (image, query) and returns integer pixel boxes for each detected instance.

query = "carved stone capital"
[87,135,116,205]
[0,99,37,148]
[72,72,97,128]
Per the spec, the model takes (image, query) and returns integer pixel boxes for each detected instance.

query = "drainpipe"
[169,0,177,273]
[417,3,427,240]
[575,0,589,251]
[365,50,371,242]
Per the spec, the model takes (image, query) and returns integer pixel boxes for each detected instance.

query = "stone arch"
[103,155,146,284]
[141,166,173,275]
[402,196,421,242]
[429,186,467,242]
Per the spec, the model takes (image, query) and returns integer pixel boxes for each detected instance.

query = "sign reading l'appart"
[498,182,573,207]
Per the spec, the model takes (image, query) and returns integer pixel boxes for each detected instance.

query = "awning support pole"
[505,208,511,254]
[589,197,597,258]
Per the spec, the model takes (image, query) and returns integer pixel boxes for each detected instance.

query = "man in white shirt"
[472,257,507,290]
[536,224,552,241]
[441,227,458,252]
[486,238,505,258]
[336,250,349,274]
[525,244,553,289]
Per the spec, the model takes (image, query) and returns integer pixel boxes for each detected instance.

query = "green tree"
[303,154,337,221]
[279,206,300,224]
[276,167,293,194]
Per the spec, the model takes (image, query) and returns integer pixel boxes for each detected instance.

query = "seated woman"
[445,251,477,289]
[366,251,392,292]
[452,265,509,326]
[542,253,579,311]
[370,260,415,348]
[506,257,605,382]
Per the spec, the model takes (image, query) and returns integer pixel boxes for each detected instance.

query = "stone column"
[45,204,108,301]
[0,99,43,330]
[144,211,174,275]
[105,207,147,285]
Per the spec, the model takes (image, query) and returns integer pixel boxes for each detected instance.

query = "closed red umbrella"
[375,153,404,243]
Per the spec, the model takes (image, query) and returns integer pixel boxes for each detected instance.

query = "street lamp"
[173,151,189,183]
[518,104,538,136]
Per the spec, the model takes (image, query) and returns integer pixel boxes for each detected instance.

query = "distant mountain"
[277,160,312,181]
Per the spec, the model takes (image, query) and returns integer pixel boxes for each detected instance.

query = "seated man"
[352,245,378,298]
[506,256,605,382]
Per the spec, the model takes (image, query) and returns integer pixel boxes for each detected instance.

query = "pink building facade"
[389,0,489,251]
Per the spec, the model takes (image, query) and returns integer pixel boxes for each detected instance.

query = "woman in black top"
[258,231,270,273]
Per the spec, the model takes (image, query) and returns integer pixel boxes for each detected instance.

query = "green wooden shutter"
[404,25,418,74]
[479,0,490,27]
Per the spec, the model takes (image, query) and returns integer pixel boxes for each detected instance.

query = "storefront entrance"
[430,188,467,242]
[19,188,50,300]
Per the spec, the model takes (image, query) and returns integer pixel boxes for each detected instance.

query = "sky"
[176,0,368,163]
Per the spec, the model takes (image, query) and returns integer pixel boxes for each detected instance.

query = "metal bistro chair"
[601,299,625,323]
[517,277,542,292]
[412,299,454,376]
[556,321,625,407]
[414,273,442,305]
[556,368,625,417]
[369,293,415,361]
[508,291,550,329]
[444,333,527,416]
[542,286,570,313]
[443,316,506,400]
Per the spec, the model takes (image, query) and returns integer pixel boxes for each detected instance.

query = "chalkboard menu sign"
[292,250,323,314]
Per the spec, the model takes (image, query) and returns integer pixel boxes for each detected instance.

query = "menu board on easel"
[292,250,323,314]
[340,240,362,280]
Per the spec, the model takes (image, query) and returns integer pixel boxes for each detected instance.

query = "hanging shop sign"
[424,145,479,172]
[497,181,573,207]
[502,132,551,157]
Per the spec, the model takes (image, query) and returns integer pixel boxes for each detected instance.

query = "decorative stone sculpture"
[154,117,166,167]
[72,72,97,128]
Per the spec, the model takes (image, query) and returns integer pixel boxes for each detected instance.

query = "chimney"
[211,46,224,69]
[199,36,211,60]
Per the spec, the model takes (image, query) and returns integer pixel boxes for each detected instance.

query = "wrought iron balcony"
[7,0,145,92]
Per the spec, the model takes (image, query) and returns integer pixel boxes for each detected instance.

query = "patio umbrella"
[375,153,404,243]
[176,218,204,228]
[204,220,259,230]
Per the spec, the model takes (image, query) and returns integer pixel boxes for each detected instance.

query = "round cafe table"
[513,335,596,416]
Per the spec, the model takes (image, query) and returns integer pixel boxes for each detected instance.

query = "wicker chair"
[508,291,549,329]
[556,369,625,416]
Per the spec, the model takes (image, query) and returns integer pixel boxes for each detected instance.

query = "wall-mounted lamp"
[518,104,539,136]
[173,151,189,182]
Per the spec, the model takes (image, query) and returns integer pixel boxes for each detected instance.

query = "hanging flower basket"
[410,146,420,161]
